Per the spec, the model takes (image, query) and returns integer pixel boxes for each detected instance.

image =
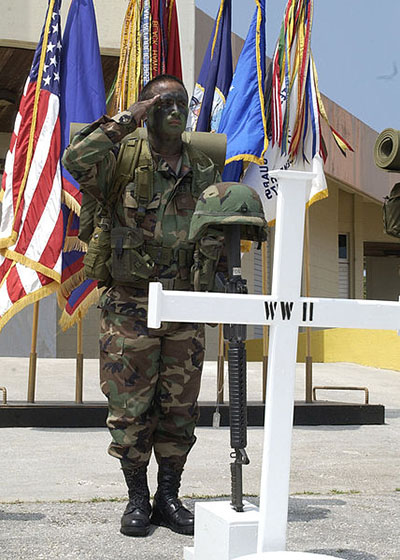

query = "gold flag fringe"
[0,280,59,333]
[57,269,86,305]
[1,247,61,282]
[62,190,81,216]
[63,236,87,252]
[109,0,141,115]
[58,286,100,332]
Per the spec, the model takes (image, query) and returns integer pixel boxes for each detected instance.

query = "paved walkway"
[0,359,399,559]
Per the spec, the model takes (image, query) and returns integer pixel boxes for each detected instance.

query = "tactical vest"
[82,133,223,291]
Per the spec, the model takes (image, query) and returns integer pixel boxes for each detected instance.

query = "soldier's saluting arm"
[62,96,160,202]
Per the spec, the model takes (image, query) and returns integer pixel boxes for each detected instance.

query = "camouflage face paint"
[147,91,188,136]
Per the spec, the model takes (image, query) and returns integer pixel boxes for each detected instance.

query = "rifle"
[223,224,250,512]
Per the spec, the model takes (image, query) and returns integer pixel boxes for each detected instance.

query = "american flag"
[0,0,63,331]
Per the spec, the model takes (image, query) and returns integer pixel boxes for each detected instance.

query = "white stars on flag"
[30,4,62,96]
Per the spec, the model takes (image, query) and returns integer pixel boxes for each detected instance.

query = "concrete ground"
[0,359,399,559]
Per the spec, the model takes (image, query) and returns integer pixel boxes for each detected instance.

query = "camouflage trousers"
[99,296,205,469]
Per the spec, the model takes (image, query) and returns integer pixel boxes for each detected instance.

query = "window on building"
[338,233,350,298]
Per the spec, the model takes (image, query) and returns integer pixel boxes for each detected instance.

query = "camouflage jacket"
[62,116,221,307]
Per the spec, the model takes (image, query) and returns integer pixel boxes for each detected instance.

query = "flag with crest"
[187,0,232,133]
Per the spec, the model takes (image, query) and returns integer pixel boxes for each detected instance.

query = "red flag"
[166,0,182,79]
[151,0,162,78]
[0,0,63,331]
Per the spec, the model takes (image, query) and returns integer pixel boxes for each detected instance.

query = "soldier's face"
[146,81,188,136]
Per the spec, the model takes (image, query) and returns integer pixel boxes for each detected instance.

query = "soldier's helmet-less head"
[189,182,268,242]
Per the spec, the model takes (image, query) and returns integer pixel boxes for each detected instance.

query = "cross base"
[184,501,259,560]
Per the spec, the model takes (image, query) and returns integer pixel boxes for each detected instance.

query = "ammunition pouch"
[110,226,155,284]
[191,236,224,291]
[83,223,112,283]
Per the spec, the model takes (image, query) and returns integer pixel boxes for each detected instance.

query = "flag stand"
[304,208,313,403]
[217,324,225,404]
[27,301,39,403]
[75,318,83,403]
[261,242,268,402]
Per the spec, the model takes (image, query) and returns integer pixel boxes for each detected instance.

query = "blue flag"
[58,0,106,330]
[60,0,106,206]
[218,0,268,181]
[187,0,232,132]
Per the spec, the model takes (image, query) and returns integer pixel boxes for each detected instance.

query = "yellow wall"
[241,186,400,372]
[246,329,400,371]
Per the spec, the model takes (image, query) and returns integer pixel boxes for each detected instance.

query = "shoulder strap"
[99,133,155,227]
[184,141,218,198]
[109,137,143,208]
[135,139,154,221]
[98,136,144,221]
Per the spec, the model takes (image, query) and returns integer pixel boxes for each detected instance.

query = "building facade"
[0,1,399,370]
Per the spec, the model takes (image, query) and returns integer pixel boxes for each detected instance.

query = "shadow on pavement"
[292,498,346,506]
[385,408,400,419]
[0,509,46,521]
[307,549,378,560]
[295,425,362,432]
[288,497,345,523]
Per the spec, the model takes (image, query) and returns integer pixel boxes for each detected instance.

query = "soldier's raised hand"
[127,95,161,125]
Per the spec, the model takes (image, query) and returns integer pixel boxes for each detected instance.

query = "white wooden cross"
[148,170,400,558]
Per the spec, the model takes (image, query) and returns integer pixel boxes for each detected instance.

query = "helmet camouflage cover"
[189,182,268,242]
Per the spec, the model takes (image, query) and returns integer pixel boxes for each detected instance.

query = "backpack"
[383,183,400,238]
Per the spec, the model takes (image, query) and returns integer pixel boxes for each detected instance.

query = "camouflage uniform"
[62,115,220,470]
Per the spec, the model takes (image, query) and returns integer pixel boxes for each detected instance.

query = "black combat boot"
[151,463,194,535]
[120,463,152,537]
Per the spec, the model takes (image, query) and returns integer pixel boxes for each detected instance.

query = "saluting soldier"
[63,74,223,537]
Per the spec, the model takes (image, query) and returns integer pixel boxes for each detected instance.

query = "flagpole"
[75,318,83,403]
[27,301,39,403]
[304,207,313,402]
[217,324,225,403]
[262,241,268,402]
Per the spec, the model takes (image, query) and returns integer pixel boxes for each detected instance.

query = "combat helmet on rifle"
[189,181,268,511]
[188,182,267,292]
[189,182,268,243]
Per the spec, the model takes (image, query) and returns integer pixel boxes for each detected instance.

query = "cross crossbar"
[148,285,400,331]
